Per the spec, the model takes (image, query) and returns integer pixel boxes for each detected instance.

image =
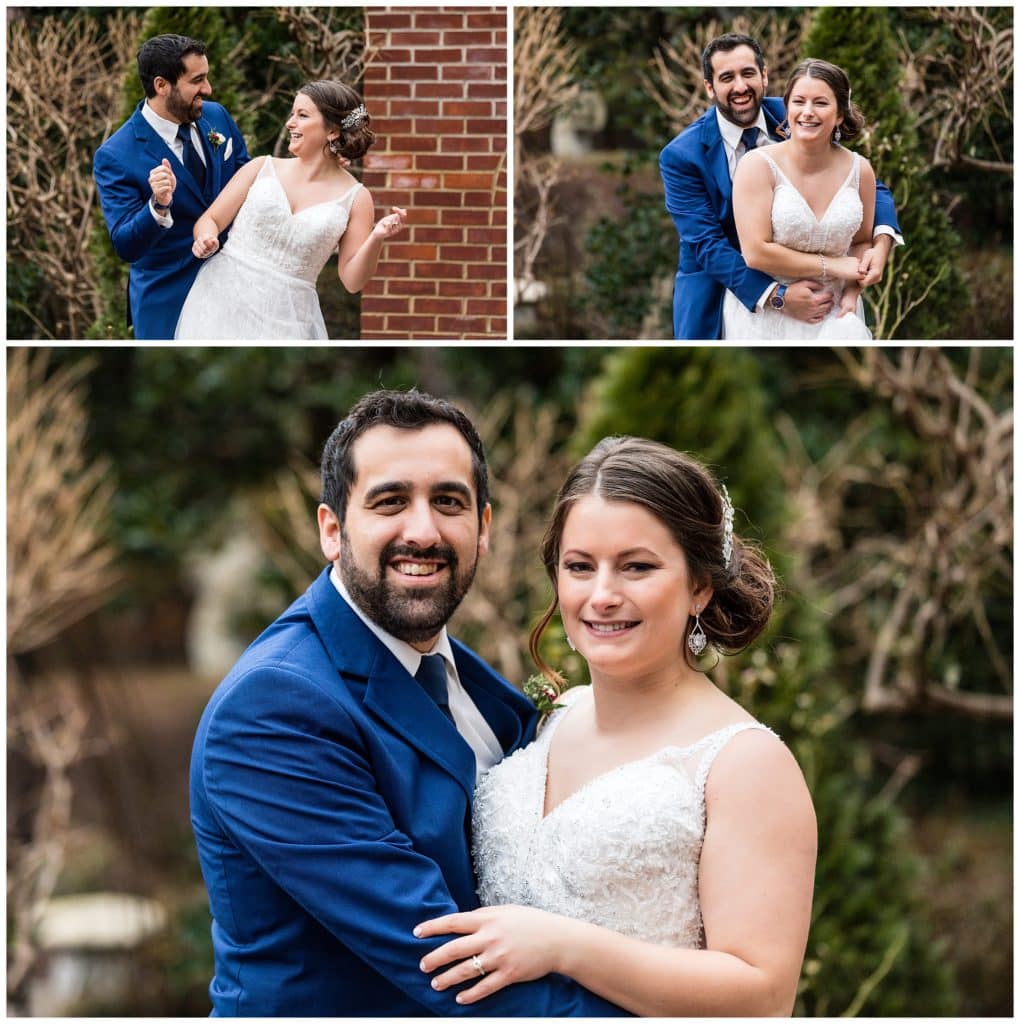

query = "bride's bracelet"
[820,255,828,281]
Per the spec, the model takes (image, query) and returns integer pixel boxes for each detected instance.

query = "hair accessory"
[340,104,368,130]
[833,125,842,144]
[720,483,734,569]
[687,612,708,656]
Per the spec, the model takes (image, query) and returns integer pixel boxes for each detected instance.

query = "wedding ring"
[471,954,486,978]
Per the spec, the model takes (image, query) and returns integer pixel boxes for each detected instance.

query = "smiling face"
[319,423,490,651]
[786,74,841,142]
[286,91,335,157]
[160,53,212,124]
[705,44,768,128]
[556,494,709,683]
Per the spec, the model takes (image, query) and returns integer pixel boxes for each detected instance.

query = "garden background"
[7,345,1012,1015]
[513,6,1013,340]
[7,5,508,341]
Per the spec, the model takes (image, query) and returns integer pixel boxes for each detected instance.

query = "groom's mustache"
[379,543,459,572]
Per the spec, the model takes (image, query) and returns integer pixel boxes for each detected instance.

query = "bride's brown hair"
[783,59,865,142]
[528,437,776,688]
[299,80,376,161]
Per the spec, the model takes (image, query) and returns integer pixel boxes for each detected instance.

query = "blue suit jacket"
[93,100,249,340]
[190,568,626,1016]
[659,97,901,340]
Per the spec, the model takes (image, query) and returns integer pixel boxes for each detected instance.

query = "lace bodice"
[721,149,870,341]
[472,686,773,948]
[767,150,863,266]
[222,157,361,284]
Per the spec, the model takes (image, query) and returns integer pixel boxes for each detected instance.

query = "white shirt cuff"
[873,224,904,247]
[755,282,778,313]
[149,199,173,228]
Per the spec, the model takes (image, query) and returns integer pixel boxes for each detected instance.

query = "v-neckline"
[767,152,857,224]
[265,157,358,217]
[535,688,750,824]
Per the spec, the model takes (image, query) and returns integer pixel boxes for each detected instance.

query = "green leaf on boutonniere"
[523,673,565,719]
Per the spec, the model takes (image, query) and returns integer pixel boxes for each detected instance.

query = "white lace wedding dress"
[473,686,772,948]
[722,151,871,341]
[175,157,362,340]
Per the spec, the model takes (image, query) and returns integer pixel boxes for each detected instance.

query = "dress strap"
[693,722,776,799]
[849,152,862,189]
[756,149,782,185]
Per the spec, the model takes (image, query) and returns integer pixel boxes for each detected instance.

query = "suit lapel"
[452,641,533,753]
[700,109,733,207]
[306,570,478,802]
[194,115,219,198]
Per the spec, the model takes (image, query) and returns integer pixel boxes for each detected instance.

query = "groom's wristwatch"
[769,283,788,311]
[152,198,172,211]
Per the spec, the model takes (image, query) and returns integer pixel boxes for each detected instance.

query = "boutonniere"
[523,672,565,721]
[774,120,790,140]
[207,129,226,150]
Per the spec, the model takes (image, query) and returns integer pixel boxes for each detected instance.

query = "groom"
[190,389,625,1016]
[660,32,903,340]
[93,34,249,339]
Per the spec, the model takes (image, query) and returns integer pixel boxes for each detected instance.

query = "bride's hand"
[857,247,883,286]
[372,206,407,240]
[827,254,866,282]
[414,905,566,1004]
[192,233,220,259]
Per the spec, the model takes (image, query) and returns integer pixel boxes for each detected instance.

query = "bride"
[174,81,406,340]
[724,59,879,341]
[415,437,817,1016]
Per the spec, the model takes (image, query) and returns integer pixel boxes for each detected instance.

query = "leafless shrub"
[6,10,141,339]
[899,7,1013,174]
[779,348,1012,720]
[514,7,581,290]
[641,12,812,133]
[7,350,121,655]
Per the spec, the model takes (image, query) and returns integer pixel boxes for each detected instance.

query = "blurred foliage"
[563,347,960,1015]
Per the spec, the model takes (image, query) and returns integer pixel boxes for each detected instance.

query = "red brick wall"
[361,6,508,340]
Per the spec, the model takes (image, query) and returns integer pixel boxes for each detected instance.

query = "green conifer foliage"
[564,347,958,1015]
[800,8,964,339]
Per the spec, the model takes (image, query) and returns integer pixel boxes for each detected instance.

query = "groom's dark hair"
[321,389,490,524]
[138,34,207,97]
[702,33,766,83]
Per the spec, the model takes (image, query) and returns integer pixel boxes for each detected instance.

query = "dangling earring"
[566,634,576,652]
[687,611,708,656]
[833,125,842,144]
[328,136,343,156]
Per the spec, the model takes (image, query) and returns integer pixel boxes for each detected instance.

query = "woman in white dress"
[724,59,878,341]
[175,81,406,339]
[415,437,817,1016]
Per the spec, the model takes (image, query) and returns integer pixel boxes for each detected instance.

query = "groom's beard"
[339,531,479,644]
[167,85,203,125]
[716,87,763,128]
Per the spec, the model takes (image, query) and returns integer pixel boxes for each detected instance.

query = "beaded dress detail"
[722,150,871,340]
[176,157,361,340]
[472,686,774,948]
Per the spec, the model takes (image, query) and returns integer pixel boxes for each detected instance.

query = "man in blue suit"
[94,34,249,339]
[190,390,626,1016]
[660,33,903,340]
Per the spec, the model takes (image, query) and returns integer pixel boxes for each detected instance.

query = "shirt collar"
[716,106,768,151]
[142,99,194,147]
[329,565,456,680]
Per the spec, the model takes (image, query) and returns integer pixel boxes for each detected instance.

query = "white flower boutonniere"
[207,129,226,150]
[523,672,565,723]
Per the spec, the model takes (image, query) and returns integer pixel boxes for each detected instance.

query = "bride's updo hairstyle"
[529,436,776,682]
[783,59,865,143]
[299,80,376,160]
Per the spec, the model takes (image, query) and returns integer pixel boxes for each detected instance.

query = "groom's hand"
[149,158,177,208]
[783,280,834,324]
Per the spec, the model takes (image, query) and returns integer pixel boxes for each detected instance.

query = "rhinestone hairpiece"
[340,104,367,130]
[720,484,734,568]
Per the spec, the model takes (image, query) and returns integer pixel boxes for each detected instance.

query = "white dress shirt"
[140,101,207,228]
[330,567,504,779]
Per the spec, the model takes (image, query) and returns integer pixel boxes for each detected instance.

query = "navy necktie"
[416,655,454,722]
[741,126,760,154]
[177,123,206,192]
